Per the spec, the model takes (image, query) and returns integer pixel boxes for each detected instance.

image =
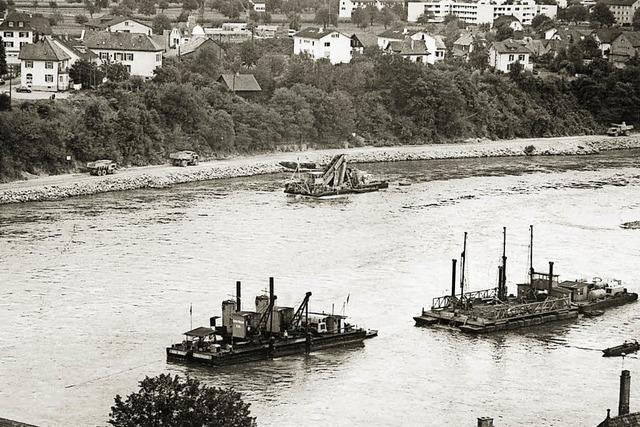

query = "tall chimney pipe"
[498,266,503,299]
[548,261,554,294]
[236,280,241,312]
[451,258,457,300]
[501,227,507,300]
[269,277,275,335]
[619,369,631,416]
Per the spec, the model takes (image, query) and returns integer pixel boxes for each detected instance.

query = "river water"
[1,150,640,426]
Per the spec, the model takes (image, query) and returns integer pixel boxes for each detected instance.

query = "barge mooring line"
[64,359,164,389]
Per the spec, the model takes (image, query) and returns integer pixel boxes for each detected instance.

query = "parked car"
[16,86,32,93]
[0,78,5,86]
[169,151,199,167]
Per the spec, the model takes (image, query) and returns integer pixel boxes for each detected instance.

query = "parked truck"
[169,151,199,167]
[87,160,117,176]
[607,122,634,136]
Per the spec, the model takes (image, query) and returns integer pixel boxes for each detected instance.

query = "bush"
[74,13,88,24]
[524,144,536,155]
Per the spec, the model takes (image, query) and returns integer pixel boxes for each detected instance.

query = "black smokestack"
[236,281,241,312]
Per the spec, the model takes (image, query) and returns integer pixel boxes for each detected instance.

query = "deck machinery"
[414,227,579,334]
[167,278,377,366]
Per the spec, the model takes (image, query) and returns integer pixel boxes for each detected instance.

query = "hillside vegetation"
[0,39,637,182]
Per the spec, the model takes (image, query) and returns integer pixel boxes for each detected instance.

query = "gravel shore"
[1,135,639,205]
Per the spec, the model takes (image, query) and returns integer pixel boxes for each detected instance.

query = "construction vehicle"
[607,122,634,136]
[284,154,388,197]
[169,151,199,167]
[87,160,117,176]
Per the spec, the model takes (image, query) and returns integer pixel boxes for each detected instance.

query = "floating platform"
[576,292,638,313]
[414,289,579,334]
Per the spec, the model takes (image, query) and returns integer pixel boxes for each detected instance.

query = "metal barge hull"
[284,182,389,198]
[167,329,369,367]
[576,293,638,313]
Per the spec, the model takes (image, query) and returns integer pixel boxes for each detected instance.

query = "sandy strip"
[1,135,639,204]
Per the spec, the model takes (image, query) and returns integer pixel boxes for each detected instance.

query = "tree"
[0,0,7,14]
[634,7,640,30]
[49,10,64,25]
[49,0,57,7]
[159,0,168,11]
[351,7,370,29]
[220,0,241,19]
[137,0,156,15]
[590,3,615,27]
[69,59,104,87]
[152,13,172,35]
[84,0,97,17]
[380,7,397,28]
[101,62,130,82]
[531,14,552,31]
[74,14,88,24]
[416,10,434,24]
[468,41,488,71]
[0,36,7,76]
[0,93,10,111]
[563,4,588,23]
[495,24,514,41]
[365,4,378,27]
[315,5,337,29]
[288,12,301,30]
[183,0,199,10]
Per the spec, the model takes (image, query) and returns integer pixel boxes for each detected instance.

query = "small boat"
[583,310,605,317]
[602,340,640,357]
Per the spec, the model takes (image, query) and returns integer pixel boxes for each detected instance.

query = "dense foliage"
[0,38,637,182]
[108,374,254,427]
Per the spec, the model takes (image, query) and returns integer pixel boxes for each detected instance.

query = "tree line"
[1,38,639,181]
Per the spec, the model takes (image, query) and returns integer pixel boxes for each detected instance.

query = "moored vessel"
[284,154,388,197]
[167,278,376,367]
[603,341,640,357]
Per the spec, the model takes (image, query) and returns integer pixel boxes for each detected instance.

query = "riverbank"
[1,135,639,205]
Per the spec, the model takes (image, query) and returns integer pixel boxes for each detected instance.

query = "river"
[1,150,639,426]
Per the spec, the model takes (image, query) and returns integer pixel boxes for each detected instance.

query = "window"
[324,42,330,47]
[155,53,161,61]
[45,61,53,69]
[125,53,134,60]
[508,54,514,61]
[18,22,24,27]
[507,63,512,71]
[518,54,525,61]
[59,75,64,82]
[114,53,123,60]
[8,22,13,27]
[100,52,109,60]
[3,32,13,37]
[4,41,13,48]
[45,74,53,82]
[331,33,339,38]
[19,31,29,38]
[25,61,33,68]
[124,21,130,26]
[125,65,131,72]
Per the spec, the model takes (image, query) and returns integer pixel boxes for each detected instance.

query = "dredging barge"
[167,278,377,367]
[414,226,637,334]
[284,154,388,197]
[414,227,580,334]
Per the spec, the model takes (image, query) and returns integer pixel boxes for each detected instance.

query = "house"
[609,31,640,66]
[377,28,446,62]
[453,32,475,58]
[177,37,223,58]
[0,11,52,65]
[217,74,262,96]
[600,0,640,26]
[339,0,404,19]
[83,31,163,78]
[489,39,533,72]
[385,38,430,63]
[17,36,93,91]
[86,16,153,35]
[293,27,356,64]
[493,15,523,31]
[558,281,589,302]
[407,0,557,25]
[597,27,623,58]
[252,1,266,12]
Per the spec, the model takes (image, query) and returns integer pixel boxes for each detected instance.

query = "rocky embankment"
[1,135,640,205]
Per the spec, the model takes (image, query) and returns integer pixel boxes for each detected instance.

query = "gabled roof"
[217,74,262,92]
[18,38,70,61]
[83,31,162,51]
[52,36,98,60]
[387,38,430,55]
[378,27,420,39]
[491,39,531,54]
[613,31,640,47]
[180,37,221,56]
[294,27,346,40]
[0,12,51,34]
[454,33,475,47]
[600,0,639,6]
[597,27,623,44]
[87,15,152,30]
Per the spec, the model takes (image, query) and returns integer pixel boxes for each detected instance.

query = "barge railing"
[431,288,498,310]
[472,297,572,320]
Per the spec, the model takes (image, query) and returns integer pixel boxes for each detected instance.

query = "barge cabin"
[167,278,377,366]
